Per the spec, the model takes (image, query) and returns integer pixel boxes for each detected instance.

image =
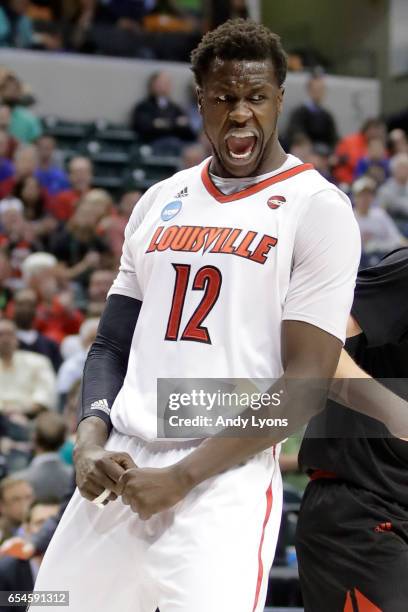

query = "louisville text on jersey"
[146,225,278,265]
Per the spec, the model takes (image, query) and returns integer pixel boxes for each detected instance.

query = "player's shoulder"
[291,163,352,210]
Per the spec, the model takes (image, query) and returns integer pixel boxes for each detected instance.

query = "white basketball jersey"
[108,156,361,440]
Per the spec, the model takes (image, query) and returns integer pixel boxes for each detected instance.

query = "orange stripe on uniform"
[201,160,314,203]
[252,482,273,612]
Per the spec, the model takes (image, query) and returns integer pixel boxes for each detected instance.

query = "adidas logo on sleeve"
[90,399,110,416]
[174,186,188,198]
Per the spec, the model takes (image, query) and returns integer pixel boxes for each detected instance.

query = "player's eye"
[216,94,231,103]
[249,94,265,103]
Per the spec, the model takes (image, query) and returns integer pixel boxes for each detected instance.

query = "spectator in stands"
[14,412,73,501]
[86,269,115,316]
[0,197,41,290]
[388,128,408,156]
[334,117,387,186]
[82,187,113,224]
[131,70,195,154]
[286,72,338,150]
[12,176,47,220]
[12,175,56,244]
[309,142,335,183]
[13,288,62,372]
[0,72,42,143]
[0,499,60,606]
[0,482,75,568]
[34,287,85,345]
[181,142,206,169]
[289,133,313,163]
[354,137,390,184]
[35,135,69,195]
[0,478,33,544]
[49,156,93,221]
[49,199,112,288]
[377,153,408,219]
[96,190,141,262]
[57,317,99,403]
[0,251,12,314]
[0,128,14,186]
[0,318,57,416]
[21,252,84,344]
[63,0,116,54]
[0,0,34,48]
[352,176,407,255]
[0,104,19,159]
[0,144,38,198]
[20,251,59,302]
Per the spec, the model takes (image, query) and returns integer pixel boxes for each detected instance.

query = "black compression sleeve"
[78,294,142,433]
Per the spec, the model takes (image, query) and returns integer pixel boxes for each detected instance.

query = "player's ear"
[196,87,203,113]
[277,87,284,115]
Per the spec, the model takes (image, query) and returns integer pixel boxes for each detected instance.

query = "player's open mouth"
[225,130,258,161]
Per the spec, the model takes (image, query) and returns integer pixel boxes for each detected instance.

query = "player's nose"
[228,99,253,124]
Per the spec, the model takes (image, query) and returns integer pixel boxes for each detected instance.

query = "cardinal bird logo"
[267,195,286,210]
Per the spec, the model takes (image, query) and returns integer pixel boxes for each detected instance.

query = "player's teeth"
[229,131,255,138]
[230,149,253,159]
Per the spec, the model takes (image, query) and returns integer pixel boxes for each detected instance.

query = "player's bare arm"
[118,320,342,519]
[330,347,408,440]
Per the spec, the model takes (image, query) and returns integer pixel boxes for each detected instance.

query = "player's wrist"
[75,417,109,453]
[172,454,208,491]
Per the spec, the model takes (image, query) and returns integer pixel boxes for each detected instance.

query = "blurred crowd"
[0,0,254,61]
[284,71,408,267]
[0,54,408,608]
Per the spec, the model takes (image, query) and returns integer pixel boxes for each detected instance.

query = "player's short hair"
[191,19,287,88]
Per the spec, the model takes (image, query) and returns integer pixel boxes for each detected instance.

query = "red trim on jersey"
[201,160,314,203]
[252,481,273,612]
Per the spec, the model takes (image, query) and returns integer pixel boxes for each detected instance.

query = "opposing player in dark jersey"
[297,247,408,612]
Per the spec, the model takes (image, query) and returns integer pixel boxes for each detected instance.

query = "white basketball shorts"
[30,429,283,612]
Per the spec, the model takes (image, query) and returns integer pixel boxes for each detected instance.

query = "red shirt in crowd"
[48,189,88,221]
[333,132,368,185]
[35,298,85,344]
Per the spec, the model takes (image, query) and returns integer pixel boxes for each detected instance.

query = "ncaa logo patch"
[267,195,286,210]
[161,200,182,221]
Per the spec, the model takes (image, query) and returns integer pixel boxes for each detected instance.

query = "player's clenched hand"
[118,466,190,519]
[74,444,136,504]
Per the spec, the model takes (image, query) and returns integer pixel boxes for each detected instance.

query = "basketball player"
[30,20,360,612]
[297,247,408,612]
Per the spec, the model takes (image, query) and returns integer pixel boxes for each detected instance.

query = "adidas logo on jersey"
[90,399,110,415]
[174,186,188,199]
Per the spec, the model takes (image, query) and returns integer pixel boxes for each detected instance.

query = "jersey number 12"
[165,263,222,344]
